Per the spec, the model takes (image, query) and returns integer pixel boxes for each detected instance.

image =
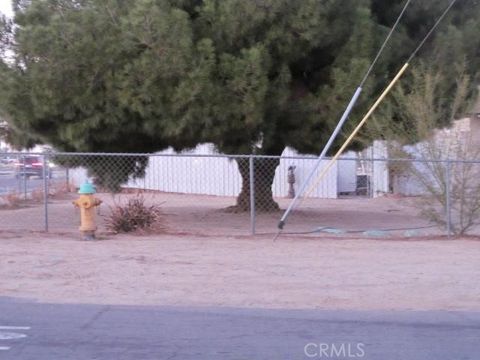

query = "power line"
[275,0,413,238]
[408,0,458,62]
[275,0,460,240]
[360,0,413,87]
[301,0,461,204]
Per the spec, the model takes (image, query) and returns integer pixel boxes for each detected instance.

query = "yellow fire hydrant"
[73,182,102,240]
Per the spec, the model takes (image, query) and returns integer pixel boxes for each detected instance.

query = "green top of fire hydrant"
[78,182,96,194]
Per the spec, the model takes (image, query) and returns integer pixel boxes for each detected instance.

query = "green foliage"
[53,154,149,192]
[0,0,479,192]
[365,61,473,145]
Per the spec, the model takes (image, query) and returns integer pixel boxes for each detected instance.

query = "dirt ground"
[1,231,479,311]
[1,191,447,237]
[1,193,479,311]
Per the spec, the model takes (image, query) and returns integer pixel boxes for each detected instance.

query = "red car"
[14,156,52,179]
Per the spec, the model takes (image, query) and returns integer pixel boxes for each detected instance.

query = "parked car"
[14,156,52,179]
[1,157,16,165]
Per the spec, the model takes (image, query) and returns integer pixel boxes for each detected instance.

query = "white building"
[391,96,480,195]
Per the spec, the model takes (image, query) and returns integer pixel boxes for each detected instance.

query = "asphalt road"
[0,175,44,195]
[0,170,66,195]
[0,297,478,360]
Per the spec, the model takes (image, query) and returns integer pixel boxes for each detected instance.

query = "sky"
[0,0,13,18]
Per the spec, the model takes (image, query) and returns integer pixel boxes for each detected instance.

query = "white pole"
[277,86,363,230]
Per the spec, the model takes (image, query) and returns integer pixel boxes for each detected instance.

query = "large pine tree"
[0,0,479,209]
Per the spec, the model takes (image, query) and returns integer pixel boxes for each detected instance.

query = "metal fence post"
[369,148,374,198]
[249,155,256,235]
[66,167,70,192]
[445,160,451,238]
[43,153,49,232]
[23,155,27,200]
[16,154,21,194]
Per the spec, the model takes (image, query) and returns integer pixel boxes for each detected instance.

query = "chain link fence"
[1,151,479,237]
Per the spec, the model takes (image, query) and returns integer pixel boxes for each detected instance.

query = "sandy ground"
[1,191,445,237]
[1,193,479,311]
[1,231,479,311]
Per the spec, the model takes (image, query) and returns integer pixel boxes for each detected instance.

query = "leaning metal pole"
[277,86,363,230]
[300,63,410,201]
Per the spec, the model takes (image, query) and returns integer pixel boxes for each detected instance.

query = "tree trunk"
[229,157,280,212]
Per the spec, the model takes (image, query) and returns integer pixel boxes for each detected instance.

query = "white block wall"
[127,144,338,198]
[275,147,337,198]
[371,141,389,197]
[337,151,357,193]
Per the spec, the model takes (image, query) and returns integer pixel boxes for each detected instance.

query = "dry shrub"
[4,191,22,208]
[0,191,21,209]
[364,64,479,235]
[105,195,163,233]
[29,182,73,203]
[31,189,44,203]
[48,181,76,198]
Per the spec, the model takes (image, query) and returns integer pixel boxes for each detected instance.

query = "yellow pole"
[303,62,410,199]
